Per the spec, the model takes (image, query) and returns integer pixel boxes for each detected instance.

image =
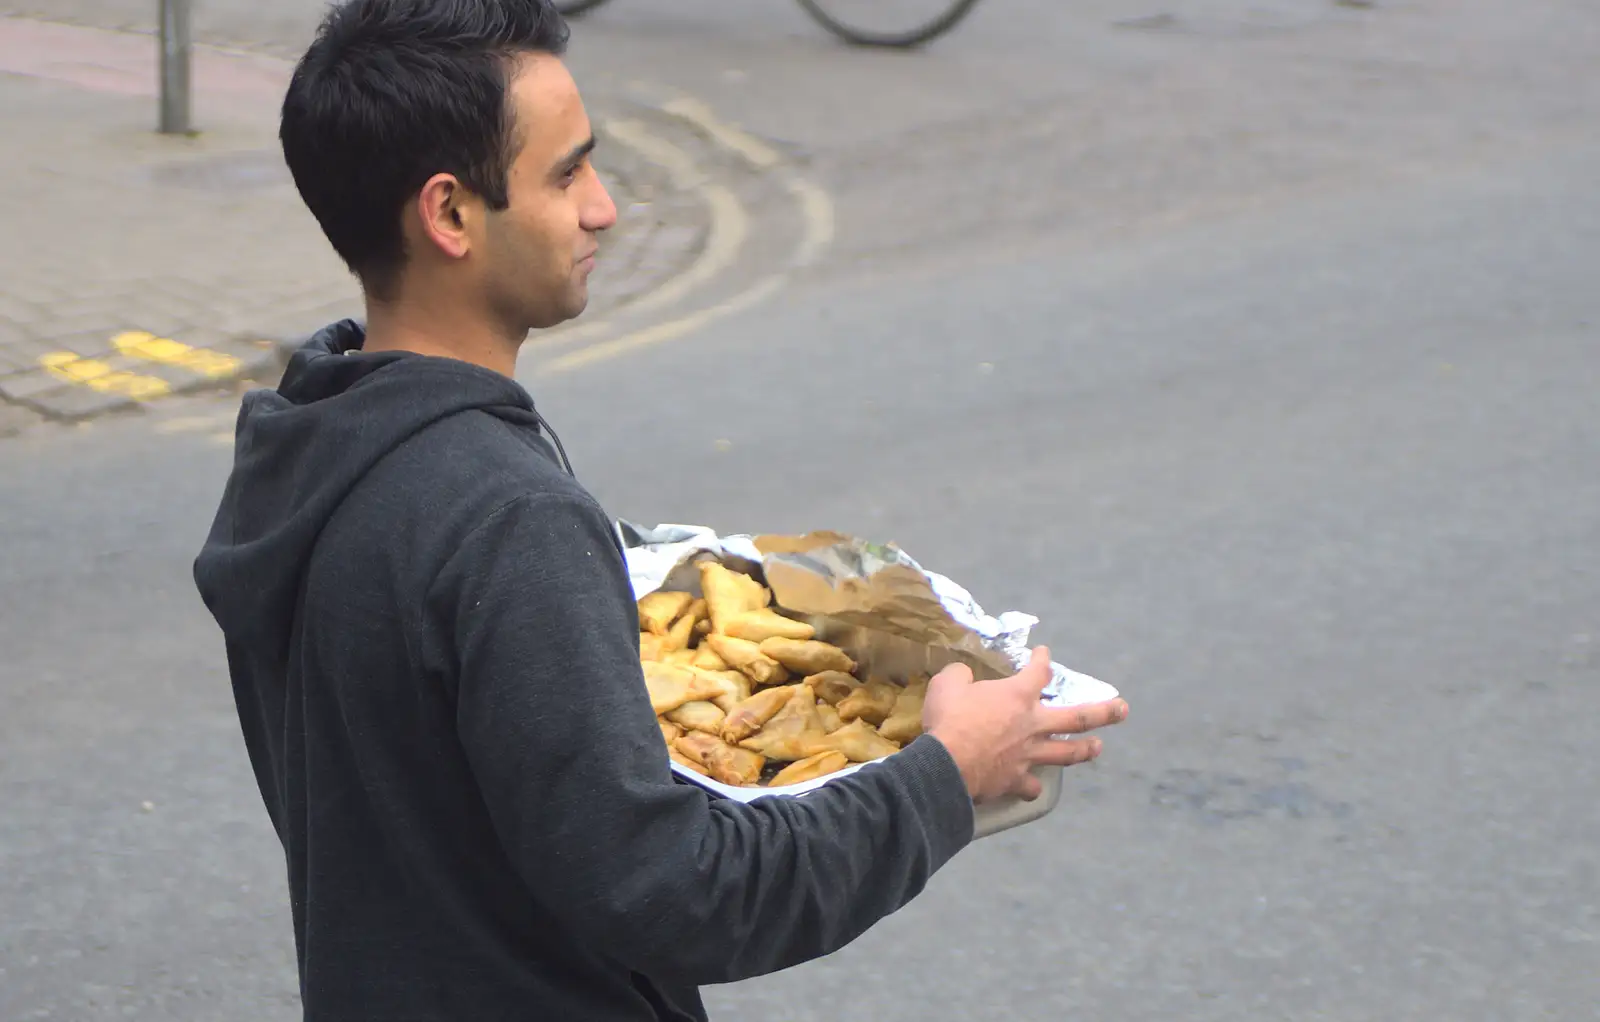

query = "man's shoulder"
[334,409,607,553]
[396,409,587,498]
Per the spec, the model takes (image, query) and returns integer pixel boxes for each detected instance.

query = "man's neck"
[362,299,521,379]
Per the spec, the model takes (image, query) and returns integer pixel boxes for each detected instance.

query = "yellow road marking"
[542,136,836,376]
[543,276,785,374]
[603,116,708,190]
[112,331,242,379]
[627,184,747,316]
[39,352,171,401]
[655,97,834,264]
[660,97,783,171]
[600,119,750,317]
[786,176,836,267]
[533,91,836,374]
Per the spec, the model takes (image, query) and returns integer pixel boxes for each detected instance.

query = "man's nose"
[583,173,618,233]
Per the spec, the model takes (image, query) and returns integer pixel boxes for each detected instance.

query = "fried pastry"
[665,700,726,736]
[815,701,843,734]
[643,662,726,715]
[674,732,765,786]
[758,637,855,676]
[805,670,862,705]
[697,561,769,633]
[737,685,829,761]
[768,750,851,787]
[684,597,710,633]
[809,718,901,763]
[692,669,750,714]
[690,644,729,671]
[705,634,788,687]
[836,679,899,726]
[637,563,942,787]
[638,591,693,635]
[720,685,798,744]
[878,676,929,744]
[639,633,666,663]
[723,608,816,643]
[663,611,698,652]
[669,746,711,777]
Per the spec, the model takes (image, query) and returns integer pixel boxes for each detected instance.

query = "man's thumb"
[1018,646,1053,695]
[927,661,975,696]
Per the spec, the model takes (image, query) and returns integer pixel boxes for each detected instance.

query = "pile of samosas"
[639,561,930,788]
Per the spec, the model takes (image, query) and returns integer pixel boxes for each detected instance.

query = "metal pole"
[158,0,192,134]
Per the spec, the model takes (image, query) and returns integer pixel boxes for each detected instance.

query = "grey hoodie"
[193,319,975,1022]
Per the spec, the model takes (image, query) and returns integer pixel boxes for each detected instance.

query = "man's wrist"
[925,727,979,800]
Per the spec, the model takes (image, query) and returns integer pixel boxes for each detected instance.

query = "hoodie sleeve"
[430,492,974,985]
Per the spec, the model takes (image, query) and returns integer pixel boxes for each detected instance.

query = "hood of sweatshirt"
[192,319,566,667]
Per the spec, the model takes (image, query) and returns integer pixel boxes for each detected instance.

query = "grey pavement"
[3,0,1598,1020]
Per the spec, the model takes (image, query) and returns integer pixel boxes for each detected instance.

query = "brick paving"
[0,16,707,430]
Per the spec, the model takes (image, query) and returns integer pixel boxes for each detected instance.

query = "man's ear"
[414,173,474,261]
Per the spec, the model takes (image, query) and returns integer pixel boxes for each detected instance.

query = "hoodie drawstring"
[531,410,576,478]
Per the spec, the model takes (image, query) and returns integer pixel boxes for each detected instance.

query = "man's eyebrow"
[552,136,596,174]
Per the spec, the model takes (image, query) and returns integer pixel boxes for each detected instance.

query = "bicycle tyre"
[554,0,612,17]
[795,0,984,47]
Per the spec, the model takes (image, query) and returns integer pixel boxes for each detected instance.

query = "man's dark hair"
[280,0,570,299]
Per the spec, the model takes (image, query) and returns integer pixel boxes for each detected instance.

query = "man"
[192,1,1129,1019]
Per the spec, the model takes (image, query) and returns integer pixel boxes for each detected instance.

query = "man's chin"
[526,293,589,333]
[561,298,589,325]
[563,285,590,321]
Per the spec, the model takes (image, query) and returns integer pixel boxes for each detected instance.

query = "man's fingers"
[1012,772,1044,802]
[929,661,975,689]
[1029,736,1104,768]
[1013,646,1053,697]
[1035,697,1128,736]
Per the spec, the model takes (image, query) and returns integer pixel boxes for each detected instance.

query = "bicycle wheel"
[554,0,612,17]
[795,0,984,47]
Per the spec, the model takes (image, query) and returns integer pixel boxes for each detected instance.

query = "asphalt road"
[3,0,1598,1020]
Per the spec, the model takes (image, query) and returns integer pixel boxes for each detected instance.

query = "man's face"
[482,53,617,332]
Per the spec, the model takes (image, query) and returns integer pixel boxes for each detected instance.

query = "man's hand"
[922,646,1128,804]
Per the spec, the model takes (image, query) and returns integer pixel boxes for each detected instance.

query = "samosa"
[815,701,844,734]
[878,676,929,744]
[836,679,899,726]
[758,637,854,676]
[768,750,850,787]
[724,608,815,643]
[808,719,901,763]
[669,746,710,777]
[690,644,729,671]
[737,684,830,761]
[642,662,725,715]
[674,732,765,786]
[662,610,698,653]
[720,684,798,744]
[805,670,862,706]
[637,591,693,635]
[705,634,788,687]
[697,561,768,634]
[658,718,684,745]
[665,700,726,736]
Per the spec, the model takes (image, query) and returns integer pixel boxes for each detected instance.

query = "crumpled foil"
[618,520,1120,803]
